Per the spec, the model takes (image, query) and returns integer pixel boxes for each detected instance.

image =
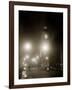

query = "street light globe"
[41,41,51,53]
[41,43,48,52]
[24,42,32,51]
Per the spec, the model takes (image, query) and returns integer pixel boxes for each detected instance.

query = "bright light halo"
[24,42,32,51]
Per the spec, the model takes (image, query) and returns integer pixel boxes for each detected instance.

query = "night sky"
[19,11,63,44]
[19,10,63,78]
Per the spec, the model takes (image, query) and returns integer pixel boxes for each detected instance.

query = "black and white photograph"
[19,11,63,79]
[9,1,70,88]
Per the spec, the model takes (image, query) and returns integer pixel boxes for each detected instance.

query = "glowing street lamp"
[41,43,48,52]
[24,42,32,51]
[40,40,51,54]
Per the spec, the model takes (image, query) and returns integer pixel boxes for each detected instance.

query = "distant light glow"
[46,67,49,71]
[24,67,26,70]
[45,56,49,60]
[24,63,27,67]
[22,71,26,76]
[24,58,26,61]
[36,55,39,59]
[44,26,47,30]
[41,41,51,53]
[25,55,30,59]
[32,57,37,63]
[44,34,48,39]
[24,42,32,51]
[22,71,27,78]
[24,74,27,78]
[41,43,48,52]
[24,55,30,62]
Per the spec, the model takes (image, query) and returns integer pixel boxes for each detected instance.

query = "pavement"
[21,66,63,79]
